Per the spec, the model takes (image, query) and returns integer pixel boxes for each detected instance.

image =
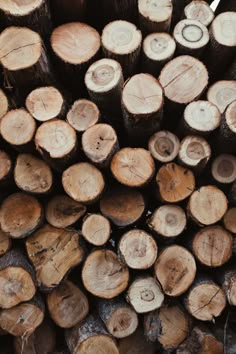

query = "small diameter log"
[26,86,65,122]
[142,33,176,77]
[35,119,77,171]
[82,249,129,299]
[155,163,195,203]
[0,89,8,121]
[119,328,156,354]
[102,20,142,78]
[111,148,155,187]
[66,314,119,354]
[207,80,236,113]
[0,109,36,151]
[67,99,100,133]
[211,154,236,184]
[219,268,236,306]
[81,214,111,246]
[0,192,42,239]
[192,226,233,267]
[154,245,197,296]
[184,1,214,27]
[26,224,84,291]
[82,123,119,168]
[0,150,12,186]
[118,229,158,269]
[188,185,228,226]
[126,276,164,313]
[0,229,11,256]
[148,130,180,163]
[148,205,186,239]
[224,207,236,234]
[173,19,209,57]
[97,297,138,338]
[62,162,105,205]
[85,58,124,117]
[46,195,86,229]
[50,0,87,25]
[100,186,145,227]
[14,153,53,194]
[138,0,173,34]
[219,101,236,153]
[47,280,89,329]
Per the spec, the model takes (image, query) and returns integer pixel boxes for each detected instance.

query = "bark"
[0,89,8,120]
[215,0,236,15]
[67,99,100,133]
[50,0,87,25]
[148,130,180,163]
[184,1,214,27]
[171,0,192,29]
[0,229,11,256]
[218,101,236,153]
[118,328,156,354]
[81,213,111,246]
[101,0,138,25]
[229,181,236,205]
[211,154,236,184]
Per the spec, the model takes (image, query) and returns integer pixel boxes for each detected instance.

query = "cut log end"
[148,130,180,163]
[211,154,236,184]
[82,213,110,246]
[0,150,12,184]
[225,100,236,133]
[207,80,236,113]
[0,230,11,256]
[0,89,8,120]
[224,207,236,234]
[184,1,214,26]
[0,0,44,16]
[211,12,236,48]
[67,99,100,133]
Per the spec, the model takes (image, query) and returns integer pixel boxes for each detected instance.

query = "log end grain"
[0,150,12,184]
[211,12,236,47]
[211,154,236,184]
[67,99,100,133]
[82,213,110,246]
[138,0,173,32]
[224,207,236,234]
[0,0,44,16]
[148,130,180,163]
[207,80,236,113]
[0,230,11,256]
[184,1,214,26]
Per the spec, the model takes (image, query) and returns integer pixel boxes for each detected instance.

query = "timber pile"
[0,0,235,353]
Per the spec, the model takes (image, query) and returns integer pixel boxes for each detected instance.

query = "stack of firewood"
[0,0,236,353]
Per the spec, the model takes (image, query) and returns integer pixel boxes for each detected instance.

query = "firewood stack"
[0,0,235,353]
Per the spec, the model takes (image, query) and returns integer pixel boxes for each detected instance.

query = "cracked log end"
[67,99,100,133]
[82,213,110,246]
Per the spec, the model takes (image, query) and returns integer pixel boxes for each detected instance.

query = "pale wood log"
[0,229,11,256]
[184,1,214,26]
[211,154,236,184]
[118,328,156,354]
[0,89,8,121]
[148,130,180,163]
[67,99,100,133]
[0,150,12,186]
[207,80,236,113]
[50,0,87,25]
[224,207,236,234]
[218,100,236,153]
[81,213,110,246]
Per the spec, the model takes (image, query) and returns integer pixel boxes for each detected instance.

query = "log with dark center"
[184,1,214,27]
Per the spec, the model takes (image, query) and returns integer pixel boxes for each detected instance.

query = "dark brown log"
[62,162,105,204]
[154,245,197,296]
[47,280,89,329]
[118,328,156,354]
[82,249,129,299]
[211,154,236,184]
[67,99,100,133]
[26,224,85,291]
[207,80,236,113]
[0,150,12,186]
[0,89,8,120]
[97,297,138,338]
[215,0,236,15]
[50,0,87,25]
[230,181,236,205]
[171,0,192,29]
[101,0,138,25]
[0,192,43,239]
[218,101,236,153]
[111,148,155,187]
[81,213,111,246]
[0,229,11,256]
[224,207,236,234]
[184,1,214,27]
[148,130,180,163]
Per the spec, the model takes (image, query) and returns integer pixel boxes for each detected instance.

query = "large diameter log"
[50,0,87,25]
[82,249,129,299]
[219,101,236,153]
[26,224,84,291]
[184,1,214,27]
[219,268,236,306]
[67,99,100,133]
[154,245,197,296]
[81,213,111,246]
[211,154,236,184]
[224,207,236,234]
[188,185,228,226]
[148,130,180,163]
[0,230,11,256]
[207,80,236,113]
[118,328,156,354]
[47,280,89,329]
[0,150,12,186]
[0,192,43,239]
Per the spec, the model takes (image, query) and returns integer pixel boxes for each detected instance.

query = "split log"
[154,245,197,296]
[173,19,209,57]
[184,1,214,27]
[100,186,145,227]
[0,230,11,256]
[47,280,89,329]
[211,154,236,184]
[97,297,138,338]
[207,80,236,113]
[102,20,142,78]
[82,123,119,168]
[26,224,85,291]
[14,153,53,194]
[138,0,173,34]
[218,268,236,306]
[81,213,111,246]
[188,185,228,226]
[46,195,86,228]
[155,163,195,203]
[67,99,100,133]
[148,130,180,163]
[192,226,233,267]
[171,0,192,29]
[82,249,129,299]
[118,328,156,354]
[224,207,236,234]
[62,162,105,204]
[126,276,164,313]
[215,0,236,16]
[0,150,12,186]
[142,32,176,77]
[26,86,65,122]
[0,89,8,120]
[111,148,155,187]
[66,314,119,354]
[0,192,43,239]
[122,73,163,141]
[118,229,158,269]
[50,0,87,25]
[218,101,236,153]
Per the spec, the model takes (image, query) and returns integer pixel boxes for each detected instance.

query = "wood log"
[173,19,209,57]
[192,226,233,267]
[14,153,53,194]
[26,224,85,291]
[126,276,164,313]
[0,89,8,121]
[0,150,12,186]
[66,314,119,354]
[111,148,155,187]
[50,0,87,25]
[101,0,138,24]
[0,192,43,239]
[138,0,173,34]
[0,109,36,152]
[148,204,186,239]
[224,207,236,234]
[155,163,195,203]
[67,99,100,133]
[207,80,236,113]
[211,154,236,184]
[26,86,65,122]
[118,328,156,354]
[35,119,77,171]
[0,229,11,256]
[188,185,228,226]
[102,20,142,78]
[118,229,158,269]
[82,123,119,168]
[100,186,145,227]
[81,213,111,246]
[218,268,236,306]
[218,101,236,153]
[184,1,214,27]
[62,162,105,204]
[142,33,176,77]
[46,195,86,229]
[215,0,236,16]
[97,297,138,338]
[154,245,197,296]
[82,249,129,299]
[47,280,89,329]
[148,130,180,163]
[226,57,236,80]
[171,0,192,29]
[230,181,236,205]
